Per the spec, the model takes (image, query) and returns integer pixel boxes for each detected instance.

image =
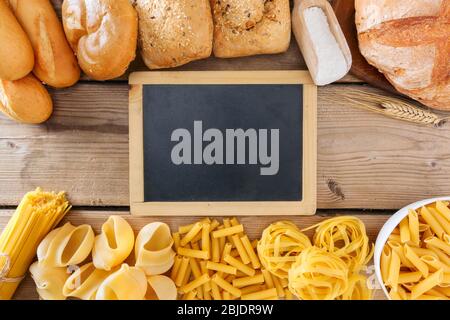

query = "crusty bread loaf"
[0,0,34,81]
[211,0,291,58]
[0,74,53,124]
[62,0,138,81]
[8,0,80,88]
[356,0,449,110]
[134,0,213,69]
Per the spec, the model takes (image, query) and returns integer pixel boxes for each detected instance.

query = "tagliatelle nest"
[303,216,374,273]
[288,247,349,300]
[257,221,312,279]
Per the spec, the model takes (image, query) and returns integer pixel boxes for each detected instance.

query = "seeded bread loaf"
[211,0,291,58]
[134,0,213,69]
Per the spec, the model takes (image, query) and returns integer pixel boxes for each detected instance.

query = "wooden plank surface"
[1,83,449,209]
[0,210,388,300]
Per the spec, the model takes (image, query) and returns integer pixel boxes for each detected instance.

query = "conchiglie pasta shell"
[96,264,147,300]
[63,262,115,300]
[92,216,134,271]
[135,222,175,275]
[37,222,94,267]
[146,275,177,300]
[29,261,69,300]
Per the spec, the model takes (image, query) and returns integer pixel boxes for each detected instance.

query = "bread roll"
[8,0,80,88]
[0,1,34,81]
[0,74,53,124]
[356,0,449,110]
[134,0,213,69]
[211,0,291,58]
[62,0,138,80]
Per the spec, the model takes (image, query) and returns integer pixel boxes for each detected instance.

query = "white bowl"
[374,196,450,299]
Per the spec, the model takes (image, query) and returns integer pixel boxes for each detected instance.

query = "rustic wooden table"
[1,0,449,300]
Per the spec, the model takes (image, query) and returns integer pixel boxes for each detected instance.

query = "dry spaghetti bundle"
[257,221,312,279]
[0,188,71,300]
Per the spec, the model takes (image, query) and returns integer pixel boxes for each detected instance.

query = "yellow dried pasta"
[288,247,349,300]
[37,222,94,267]
[92,216,134,271]
[96,264,147,300]
[381,201,450,300]
[29,261,69,300]
[257,221,311,279]
[303,216,373,272]
[146,275,177,300]
[63,262,114,300]
[135,222,176,275]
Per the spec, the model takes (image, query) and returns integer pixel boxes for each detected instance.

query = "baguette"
[62,0,138,81]
[8,0,80,88]
[0,74,53,124]
[0,0,34,81]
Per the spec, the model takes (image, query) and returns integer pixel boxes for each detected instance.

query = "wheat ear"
[342,90,448,127]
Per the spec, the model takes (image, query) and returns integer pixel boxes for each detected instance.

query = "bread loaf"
[356,0,449,110]
[0,0,34,81]
[62,0,138,80]
[8,0,80,88]
[211,0,291,58]
[0,74,53,124]
[134,0,213,69]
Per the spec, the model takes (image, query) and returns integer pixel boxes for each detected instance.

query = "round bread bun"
[0,74,53,124]
[62,0,138,81]
[0,1,34,81]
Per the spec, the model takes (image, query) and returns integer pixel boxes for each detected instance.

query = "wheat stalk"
[342,90,448,127]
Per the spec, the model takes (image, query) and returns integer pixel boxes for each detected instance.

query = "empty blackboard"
[129,71,317,216]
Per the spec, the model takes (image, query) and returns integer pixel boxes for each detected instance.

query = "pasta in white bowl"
[374,197,450,300]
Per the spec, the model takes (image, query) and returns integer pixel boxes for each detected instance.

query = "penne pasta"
[424,237,450,255]
[428,207,450,236]
[388,241,415,269]
[398,271,422,284]
[436,201,450,222]
[410,269,444,300]
[408,209,420,246]
[386,250,401,290]
[404,244,429,278]
[399,217,411,243]
[420,206,445,239]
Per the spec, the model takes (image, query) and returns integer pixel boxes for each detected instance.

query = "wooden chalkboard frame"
[129,71,317,216]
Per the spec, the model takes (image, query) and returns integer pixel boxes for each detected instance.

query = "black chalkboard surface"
[143,84,302,202]
[129,71,317,216]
